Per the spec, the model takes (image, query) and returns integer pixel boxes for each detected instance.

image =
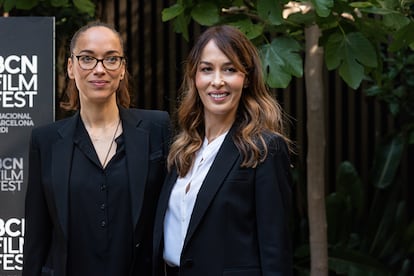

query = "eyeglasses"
[72,54,125,71]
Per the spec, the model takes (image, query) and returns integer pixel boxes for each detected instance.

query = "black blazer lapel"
[153,169,178,250]
[52,113,79,239]
[120,108,149,229]
[183,131,239,248]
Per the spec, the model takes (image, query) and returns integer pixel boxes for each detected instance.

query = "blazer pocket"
[41,266,55,276]
[225,169,251,182]
[149,149,163,161]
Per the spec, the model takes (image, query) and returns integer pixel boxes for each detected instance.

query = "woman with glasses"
[23,21,170,276]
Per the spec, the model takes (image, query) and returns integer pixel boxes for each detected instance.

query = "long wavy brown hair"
[60,21,130,111]
[168,25,290,177]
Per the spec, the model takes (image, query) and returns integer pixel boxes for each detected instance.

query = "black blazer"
[23,107,170,276]
[153,129,293,276]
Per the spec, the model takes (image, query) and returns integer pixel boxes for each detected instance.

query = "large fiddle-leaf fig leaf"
[325,32,377,89]
[259,37,303,88]
[372,134,404,189]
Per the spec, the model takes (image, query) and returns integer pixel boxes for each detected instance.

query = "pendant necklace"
[102,119,121,168]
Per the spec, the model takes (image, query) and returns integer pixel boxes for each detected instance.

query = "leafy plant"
[1,0,96,41]
[324,157,414,276]
[161,0,414,90]
[0,0,95,16]
[297,48,414,275]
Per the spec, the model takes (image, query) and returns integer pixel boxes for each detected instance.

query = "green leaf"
[357,6,397,15]
[1,0,15,11]
[403,221,414,252]
[372,134,404,189]
[364,86,383,97]
[51,0,69,7]
[329,247,391,276]
[173,13,191,41]
[73,0,95,16]
[326,193,348,244]
[398,259,412,275]
[259,37,303,88]
[325,32,377,89]
[408,130,414,145]
[356,1,401,16]
[389,22,414,52]
[311,0,334,17]
[257,0,283,25]
[285,9,316,25]
[191,2,219,26]
[389,102,399,116]
[369,195,402,257]
[13,0,38,10]
[379,201,406,257]
[383,13,410,31]
[162,3,185,22]
[336,161,364,219]
[349,2,375,9]
[229,19,264,40]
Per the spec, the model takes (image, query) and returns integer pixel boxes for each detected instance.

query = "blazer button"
[135,243,140,248]
[182,259,193,268]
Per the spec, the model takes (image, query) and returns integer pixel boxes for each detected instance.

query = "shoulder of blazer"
[30,113,79,142]
[121,107,169,126]
[263,132,287,151]
[262,132,290,158]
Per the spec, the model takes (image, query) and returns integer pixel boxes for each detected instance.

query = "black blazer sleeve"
[23,127,54,275]
[255,135,292,275]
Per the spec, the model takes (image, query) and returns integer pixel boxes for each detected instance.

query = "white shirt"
[163,131,228,266]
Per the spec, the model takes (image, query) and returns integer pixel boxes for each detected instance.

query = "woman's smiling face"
[195,40,246,121]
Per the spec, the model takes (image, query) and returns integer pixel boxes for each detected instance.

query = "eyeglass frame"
[71,54,125,71]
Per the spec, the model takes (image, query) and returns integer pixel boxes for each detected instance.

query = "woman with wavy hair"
[153,25,293,276]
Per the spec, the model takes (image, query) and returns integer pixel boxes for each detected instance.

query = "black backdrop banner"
[0,17,54,275]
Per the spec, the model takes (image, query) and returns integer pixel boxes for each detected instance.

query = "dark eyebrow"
[199,61,233,66]
[76,49,122,56]
[199,61,211,66]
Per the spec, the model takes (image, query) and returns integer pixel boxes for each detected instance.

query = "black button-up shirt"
[67,119,133,276]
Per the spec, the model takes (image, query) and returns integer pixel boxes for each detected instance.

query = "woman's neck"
[204,117,234,144]
[80,102,120,129]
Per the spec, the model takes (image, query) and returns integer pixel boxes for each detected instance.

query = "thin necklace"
[102,119,121,168]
